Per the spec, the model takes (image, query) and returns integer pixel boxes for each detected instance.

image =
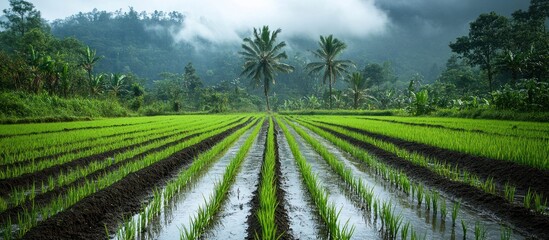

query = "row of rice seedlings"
[524,188,548,213]
[1,117,187,164]
[306,119,547,213]
[180,117,264,239]
[363,116,546,139]
[310,116,549,170]
[0,115,160,137]
[1,117,255,239]
[113,117,261,239]
[0,117,187,165]
[1,118,234,212]
[295,119,449,219]
[277,118,354,240]
[0,117,231,179]
[255,117,279,239]
[285,120,377,211]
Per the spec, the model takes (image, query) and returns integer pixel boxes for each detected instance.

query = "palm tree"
[79,46,102,92]
[240,26,294,111]
[346,72,372,109]
[307,35,355,109]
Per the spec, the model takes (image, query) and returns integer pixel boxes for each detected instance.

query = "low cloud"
[172,0,389,45]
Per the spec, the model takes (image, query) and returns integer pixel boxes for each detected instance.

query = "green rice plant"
[452,202,460,226]
[256,117,279,239]
[482,177,496,194]
[503,182,516,203]
[401,222,410,240]
[533,193,547,213]
[500,226,512,240]
[524,188,533,209]
[416,185,424,207]
[461,220,467,240]
[440,200,447,222]
[474,221,487,240]
[431,190,439,214]
[2,216,12,240]
[425,192,431,211]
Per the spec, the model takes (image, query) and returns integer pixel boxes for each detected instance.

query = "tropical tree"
[79,46,102,90]
[240,26,294,111]
[346,72,373,109]
[89,74,105,96]
[307,35,355,109]
[109,73,126,97]
[449,12,509,92]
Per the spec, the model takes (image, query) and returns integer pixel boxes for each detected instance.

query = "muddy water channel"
[130,127,257,240]
[276,126,325,239]
[202,126,266,239]
[294,121,527,240]
[286,124,376,239]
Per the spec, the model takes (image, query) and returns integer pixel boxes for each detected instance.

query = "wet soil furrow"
[21,119,250,240]
[0,117,245,196]
[272,121,292,240]
[245,120,269,240]
[316,124,549,239]
[316,120,549,198]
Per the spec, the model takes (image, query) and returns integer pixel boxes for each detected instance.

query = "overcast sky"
[1,0,529,44]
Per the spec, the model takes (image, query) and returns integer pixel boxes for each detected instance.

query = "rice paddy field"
[0,114,548,239]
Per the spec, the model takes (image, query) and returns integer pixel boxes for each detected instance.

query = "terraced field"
[0,115,547,239]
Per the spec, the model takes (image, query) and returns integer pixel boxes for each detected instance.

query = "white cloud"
[4,0,388,44]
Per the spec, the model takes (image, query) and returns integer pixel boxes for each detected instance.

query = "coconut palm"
[345,72,374,109]
[240,26,294,111]
[307,35,355,109]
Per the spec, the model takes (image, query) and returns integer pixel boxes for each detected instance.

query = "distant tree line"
[0,0,547,115]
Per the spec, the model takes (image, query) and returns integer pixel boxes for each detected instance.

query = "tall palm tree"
[346,72,371,109]
[306,35,355,109]
[240,26,294,111]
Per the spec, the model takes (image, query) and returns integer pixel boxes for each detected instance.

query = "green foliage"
[492,79,549,111]
[0,91,128,121]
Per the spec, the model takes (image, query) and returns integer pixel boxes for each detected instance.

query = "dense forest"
[0,0,547,119]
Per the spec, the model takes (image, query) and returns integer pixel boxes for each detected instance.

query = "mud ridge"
[316,124,549,239]
[316,120,549,199]
[272,121,292,240]
[21,119,252,240]
[245,120,269,240]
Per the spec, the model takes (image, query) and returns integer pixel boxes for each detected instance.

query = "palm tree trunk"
[329,81,333,109]
[264,88,270,112]
[354,92,359,109]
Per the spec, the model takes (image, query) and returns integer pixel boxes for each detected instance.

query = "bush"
[0,91,129,122]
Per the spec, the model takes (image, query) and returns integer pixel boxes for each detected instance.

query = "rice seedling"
[474,221,487,240]
[461,220,467,240]
[440,200,447,222]
[452,202,460,226]
[524,188,533,209]
[503,182,516,203]
[500,226,512,240]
